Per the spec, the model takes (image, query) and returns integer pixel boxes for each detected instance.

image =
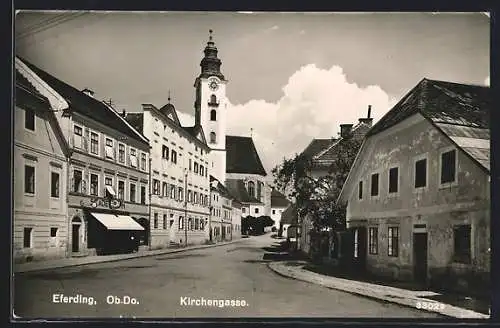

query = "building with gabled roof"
[209,175,242,242]
[297,106,373,256]
[14,60,72,263]
[17,56,150,257]
[338,78,490,295]
[271,188,291,230]
[123,98,212,248]
[280,203,298,238]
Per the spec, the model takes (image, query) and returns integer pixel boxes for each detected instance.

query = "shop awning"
[91,212,145,231]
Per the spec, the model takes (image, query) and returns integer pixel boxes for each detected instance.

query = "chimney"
[82,88,95,98]
[121,110,126,118]
[358,104,374,127]
[340,123,353,139]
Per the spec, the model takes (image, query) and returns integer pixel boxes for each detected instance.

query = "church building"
[195,30,272,217]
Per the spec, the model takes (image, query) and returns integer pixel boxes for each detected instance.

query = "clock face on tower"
[208,77,219,91]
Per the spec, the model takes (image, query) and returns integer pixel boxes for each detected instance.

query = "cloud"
[484,76,490,86]
[270,25,279,30]
[299,30,306,35]
[226,64,397,175]
[176,64,396,178]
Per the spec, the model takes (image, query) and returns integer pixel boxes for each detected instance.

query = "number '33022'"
[416,302,445,310]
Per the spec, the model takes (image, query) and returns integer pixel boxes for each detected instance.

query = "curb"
[267,262,489,319]
[15,238,245,274]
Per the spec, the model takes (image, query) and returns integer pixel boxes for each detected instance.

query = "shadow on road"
[226,246,263,253]
[243,259,272,264]
[28,269,101,280]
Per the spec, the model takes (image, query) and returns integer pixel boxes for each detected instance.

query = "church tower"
[194,29,227,184]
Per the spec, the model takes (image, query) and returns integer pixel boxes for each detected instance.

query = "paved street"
[13,234,441,319]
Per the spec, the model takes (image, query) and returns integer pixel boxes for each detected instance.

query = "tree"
[272,137,362,234]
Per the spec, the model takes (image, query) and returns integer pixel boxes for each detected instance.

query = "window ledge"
[412,186,428,193]
[24,193,35,197]
[439,182,458,190]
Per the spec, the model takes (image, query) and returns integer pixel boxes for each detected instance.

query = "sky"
[15,11,490,176]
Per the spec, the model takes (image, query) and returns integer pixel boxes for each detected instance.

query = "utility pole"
[184,170,188,247]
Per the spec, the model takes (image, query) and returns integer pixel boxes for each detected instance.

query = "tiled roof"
[368,78,489,135]
[435,123,490,171]
[368,78,490,172]
[124,113,144,134]
[300,139,335,159]
[15,67,50,108]
[280,203,298,225]
[314,122,370,162]
[142,103,209,149]
[15,65,71,157]
[225,179,262,204]
[183,125,208,146]
[226,136,267,176]
[271,188,290,208]
[19,57,148,145]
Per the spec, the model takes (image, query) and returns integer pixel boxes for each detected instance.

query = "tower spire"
[197,28,225,80]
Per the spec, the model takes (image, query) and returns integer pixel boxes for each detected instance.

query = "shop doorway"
[71,216,82,253]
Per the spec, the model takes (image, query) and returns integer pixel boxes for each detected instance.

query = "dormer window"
[210,109,217,121]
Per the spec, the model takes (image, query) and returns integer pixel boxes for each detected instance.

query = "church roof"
[226,135,267,176]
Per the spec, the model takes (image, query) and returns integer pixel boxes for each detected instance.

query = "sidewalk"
[15,239,244,274]
[267,261,489,319]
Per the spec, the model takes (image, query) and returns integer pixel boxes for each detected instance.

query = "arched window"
[248,181,255,198]
[210,132,216,143]
[211,94,217,104]
[210,109,217,121]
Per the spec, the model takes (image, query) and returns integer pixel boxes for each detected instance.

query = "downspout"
[65,112,72,258]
